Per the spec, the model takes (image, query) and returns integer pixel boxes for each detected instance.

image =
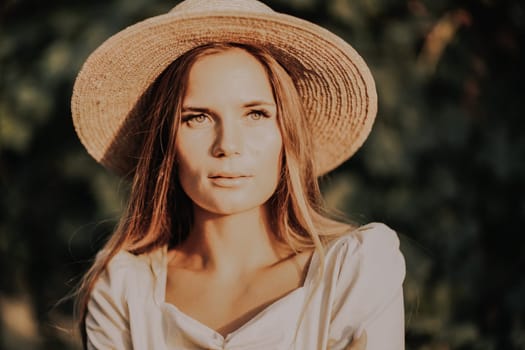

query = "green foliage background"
[1,0,523,349]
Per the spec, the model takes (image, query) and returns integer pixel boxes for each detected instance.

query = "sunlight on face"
[176,48,283,216]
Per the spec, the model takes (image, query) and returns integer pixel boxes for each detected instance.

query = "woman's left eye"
[247,110,269,120]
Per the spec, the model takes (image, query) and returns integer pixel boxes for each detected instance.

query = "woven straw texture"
[71,0,377,176]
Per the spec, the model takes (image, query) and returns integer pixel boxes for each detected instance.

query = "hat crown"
[73,0,377,176]
[170,0,274,15]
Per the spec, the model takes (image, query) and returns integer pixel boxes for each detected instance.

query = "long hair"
[75,42,353,346]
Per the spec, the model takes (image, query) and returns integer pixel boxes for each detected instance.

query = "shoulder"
[91,247,163,301]
[325,222,403,263]
[322,222,406,298]
[320,224,406,347]
[86,249,163,348]
[326,222,400,251]
[102,249,150,282]
[106,249,153,273]
[326,222,401,259]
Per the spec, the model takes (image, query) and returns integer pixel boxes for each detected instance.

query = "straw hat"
[72,0,377,176]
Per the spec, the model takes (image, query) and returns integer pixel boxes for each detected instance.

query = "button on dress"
[86,222,406,350]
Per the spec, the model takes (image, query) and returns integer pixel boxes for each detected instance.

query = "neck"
[179,205,288,275]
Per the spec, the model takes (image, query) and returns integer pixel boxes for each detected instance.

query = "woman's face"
[176,48,283,216]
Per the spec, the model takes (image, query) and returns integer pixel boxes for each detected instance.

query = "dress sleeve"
[328,223,406,350]
[85,252,134,350]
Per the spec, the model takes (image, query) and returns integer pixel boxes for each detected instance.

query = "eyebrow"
[181,106,213,114]
[182,100,276,113]
[242,100,276,108]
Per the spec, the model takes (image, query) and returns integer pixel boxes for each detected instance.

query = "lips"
[208,173,253,187]
[208,172,252,179]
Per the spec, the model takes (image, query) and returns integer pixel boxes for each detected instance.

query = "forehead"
[183,48,275,105]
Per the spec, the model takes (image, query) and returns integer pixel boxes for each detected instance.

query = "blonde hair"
[75,42,353,346]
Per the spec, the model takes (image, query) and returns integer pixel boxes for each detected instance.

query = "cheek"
[176,153,210,209]
[175,139,203,188]
[177,157,193,185]
[265,128,283,164]
[251,127,283,178]
[175,130,210,171]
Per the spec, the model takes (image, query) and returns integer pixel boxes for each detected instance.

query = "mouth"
[208,173,253,187]
[208,172,252,179]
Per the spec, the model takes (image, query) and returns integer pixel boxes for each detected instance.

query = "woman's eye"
[182,114,211,127]
[192,114,207,123]
[248,110,269,120]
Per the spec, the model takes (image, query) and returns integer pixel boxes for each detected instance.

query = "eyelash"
[181,109,272,124]
[247,109,271,119]
[181,113,208,123]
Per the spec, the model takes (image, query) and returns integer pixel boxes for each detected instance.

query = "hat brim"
[72,10,377,176]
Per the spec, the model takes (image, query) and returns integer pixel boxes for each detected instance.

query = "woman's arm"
[328,223,406,350]
[356,287,404,349]
[85,253,133,349]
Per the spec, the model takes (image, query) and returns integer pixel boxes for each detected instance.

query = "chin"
[200,201,262,216]
[194,192,273,217]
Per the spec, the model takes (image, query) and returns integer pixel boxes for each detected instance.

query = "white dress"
[86,222,406,350]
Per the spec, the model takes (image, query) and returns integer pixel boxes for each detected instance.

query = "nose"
[211,119,243,157]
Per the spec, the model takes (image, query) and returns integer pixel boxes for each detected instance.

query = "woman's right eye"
[182,114,211,128]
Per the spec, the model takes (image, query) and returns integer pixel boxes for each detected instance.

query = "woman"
[72,1,405,349]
